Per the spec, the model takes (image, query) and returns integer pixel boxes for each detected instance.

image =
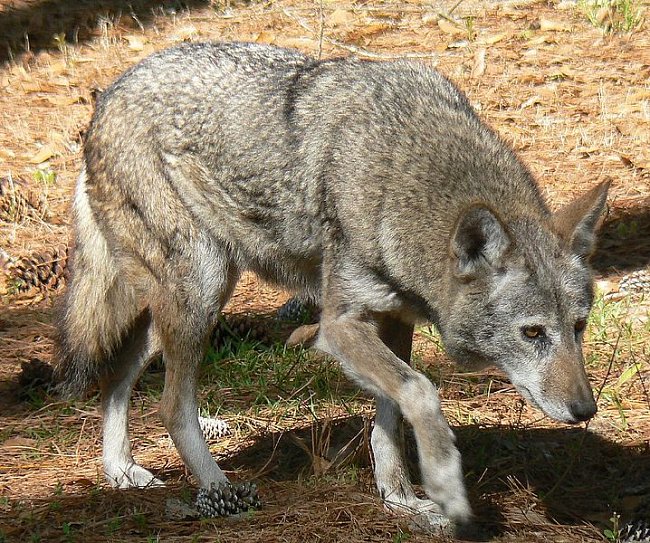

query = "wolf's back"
[57,42,548,395]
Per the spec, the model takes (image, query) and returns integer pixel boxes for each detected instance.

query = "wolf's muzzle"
[567,398,597,422]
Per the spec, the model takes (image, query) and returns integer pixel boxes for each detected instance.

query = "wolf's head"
[442,182,610,424]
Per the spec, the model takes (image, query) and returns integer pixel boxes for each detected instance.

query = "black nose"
[569,399,597,422]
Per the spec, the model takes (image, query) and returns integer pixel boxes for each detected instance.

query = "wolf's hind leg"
[154,245,238,488]
[101,310,164,488]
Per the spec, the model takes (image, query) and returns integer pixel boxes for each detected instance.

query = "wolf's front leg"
[317,315,472,533]
[372,317,445,526]
[373,395,451,531]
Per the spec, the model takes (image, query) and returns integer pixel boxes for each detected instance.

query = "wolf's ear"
[451,205,511,278]
[553,181,610,258]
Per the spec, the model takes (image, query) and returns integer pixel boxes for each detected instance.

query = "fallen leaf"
[614,121,650,143]
[422,13,437,25]
[479,32,507,45]
[528,34,557,45]
[520,95,542,109]
[575,146,601,156]
[166,498,200,520]
[0,148,16,160]
[438,18,466,36]
[539,18,572,32]
[51,76,72,87]
[615,153,648,170]
[471,48,487,78]
[518,73,545,84]
[21,81,46,93]
[629,89,650,100]
[2,437,37,448]
[28,146,55,164]
[555,0,577,9]
[596,6,612,25]
[477,33,508,45]
[174,25,199,41]
[346,22,391,41]
[549,67,577,80]
[447,39,469,49]
[10,64,30,80]
[280,37,320,50]
[48,61,68,76]
[329,8,355,27]
[255,31,276,43]
[124,35,146,51]
[43,95,81,106]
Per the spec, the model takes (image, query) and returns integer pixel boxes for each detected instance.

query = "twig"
[282,8,437,60]
[252,431,286,479]
[447,0,466,16]
[75,415,89,466]
[285,3,437,12]
[317,0,325,60]
[437,0,468,25]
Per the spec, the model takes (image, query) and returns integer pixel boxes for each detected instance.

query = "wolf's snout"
[567,398,597,422]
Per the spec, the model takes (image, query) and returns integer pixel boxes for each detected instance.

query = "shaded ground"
[1,0,649,542]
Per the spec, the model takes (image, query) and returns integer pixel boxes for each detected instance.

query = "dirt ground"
[0,0,649,542]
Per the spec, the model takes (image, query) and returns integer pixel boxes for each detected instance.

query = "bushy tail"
[55,169,139,398]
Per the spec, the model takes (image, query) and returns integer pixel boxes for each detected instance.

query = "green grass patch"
[578,0,644,32]
[200,336,360,414]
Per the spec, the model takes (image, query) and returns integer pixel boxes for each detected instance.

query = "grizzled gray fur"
[57,42,609,535]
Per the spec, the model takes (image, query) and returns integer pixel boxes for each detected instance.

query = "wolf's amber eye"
[522,326,546,340]
[575,319,587,334]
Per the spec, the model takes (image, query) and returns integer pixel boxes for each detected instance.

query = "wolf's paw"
[384,497,450,535]
[384,497,482,539]
[286,323,320,347]
[105,462,165,489]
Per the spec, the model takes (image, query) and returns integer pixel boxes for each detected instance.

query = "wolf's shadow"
[222,415,650,536]
[593,202,650,274]
[0,0,212,64]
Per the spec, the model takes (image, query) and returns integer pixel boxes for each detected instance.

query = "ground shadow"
[222,415,650,537]
[0,302,57,414]
[3,414,647,542]
[593,200,650,275]
[0,0,212,63]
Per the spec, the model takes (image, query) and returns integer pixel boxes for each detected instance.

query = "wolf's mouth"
[516,385,540,409]
[516,384,582,424]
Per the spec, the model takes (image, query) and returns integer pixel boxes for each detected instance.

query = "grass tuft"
[578,0,644,32]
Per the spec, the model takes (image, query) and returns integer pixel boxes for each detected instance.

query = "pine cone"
[620,519,650,543]
[212,314,271,348]
[0,177,26,222]
[198,415,231,441]
[10,245,68,293]
[277,296,319,323]
[0,176,48,222]
[619,270,650,297]
[196,481,261,518]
